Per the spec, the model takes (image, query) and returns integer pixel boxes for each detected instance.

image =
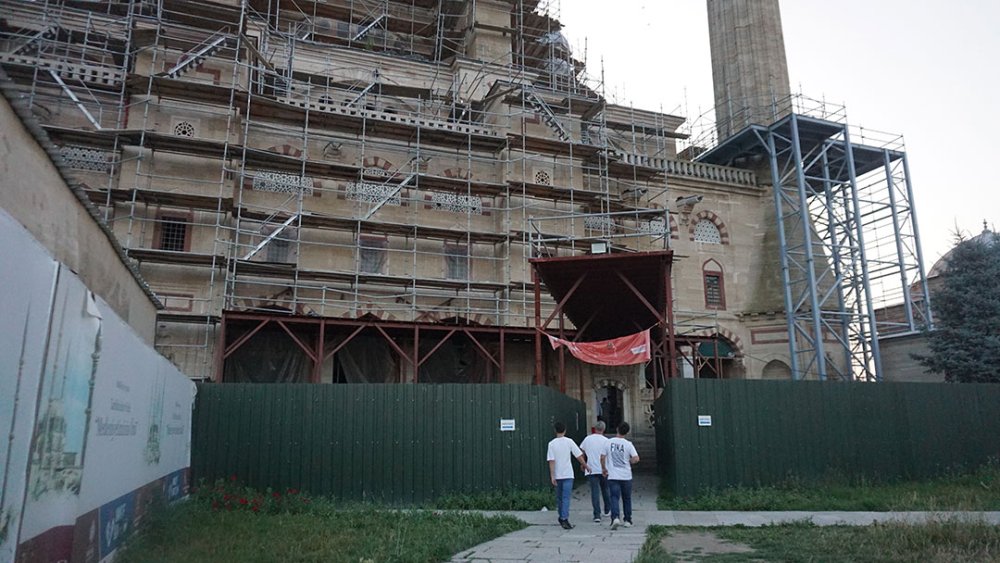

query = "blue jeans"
[609,479,633,523]
[555,479,573,521]
[587,474,610,518]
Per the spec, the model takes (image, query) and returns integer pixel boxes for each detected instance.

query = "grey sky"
[560,0,1000,266]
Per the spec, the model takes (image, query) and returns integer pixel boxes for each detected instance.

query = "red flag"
[546,329,651,366]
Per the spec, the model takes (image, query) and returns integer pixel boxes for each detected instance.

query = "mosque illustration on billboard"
[29,287,101,499]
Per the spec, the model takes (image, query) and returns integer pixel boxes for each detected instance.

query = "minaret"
[706,0,792,141]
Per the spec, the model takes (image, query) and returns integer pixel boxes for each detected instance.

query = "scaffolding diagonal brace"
[243,214,299,261]
[13,26,56,55]
[48,70,101,130]
[345,82,377,107]
[353,13,386,42]
[164,33,228,79]
[362,173,417,221]
[523,89,571,142]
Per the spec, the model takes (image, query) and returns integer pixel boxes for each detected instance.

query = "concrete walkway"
[450,473,1000,562]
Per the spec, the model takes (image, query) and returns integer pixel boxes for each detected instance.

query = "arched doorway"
[695,337,743,378]
[594,379,627,433]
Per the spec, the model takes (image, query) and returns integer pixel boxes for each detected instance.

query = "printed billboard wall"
[0,210,195,563]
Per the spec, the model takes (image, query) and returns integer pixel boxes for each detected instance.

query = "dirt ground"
[660,531,757,562]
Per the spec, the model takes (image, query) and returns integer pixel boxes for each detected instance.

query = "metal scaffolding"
[698,97,933,381]
[1,0,766,385]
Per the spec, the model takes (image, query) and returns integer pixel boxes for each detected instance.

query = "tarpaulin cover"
[547,329,651,366]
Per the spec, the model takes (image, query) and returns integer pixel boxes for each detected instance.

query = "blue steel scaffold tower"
[697,99,934,381]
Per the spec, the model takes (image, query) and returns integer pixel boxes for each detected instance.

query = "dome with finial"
[927,220,997,278]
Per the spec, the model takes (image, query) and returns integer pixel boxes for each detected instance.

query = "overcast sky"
[559,0,999,267]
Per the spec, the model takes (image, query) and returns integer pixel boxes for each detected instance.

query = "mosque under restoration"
[0,0,933,434]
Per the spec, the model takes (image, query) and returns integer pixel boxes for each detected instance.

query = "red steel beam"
[276,320,318,363]
[417,329,456,367]
[224,319,270,359]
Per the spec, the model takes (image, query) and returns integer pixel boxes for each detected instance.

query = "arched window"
[702,259,726,310]
[693,219,722,243]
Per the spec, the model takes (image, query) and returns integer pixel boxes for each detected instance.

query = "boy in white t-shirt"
[546,421,587,530]
[601,422,639,530]
[579,421,611,522]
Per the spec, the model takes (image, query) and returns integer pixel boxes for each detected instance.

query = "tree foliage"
[917,231,1000,382]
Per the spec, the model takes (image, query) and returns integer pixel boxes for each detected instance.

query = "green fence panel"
[654,380,1000,497]
[192,383,586,503]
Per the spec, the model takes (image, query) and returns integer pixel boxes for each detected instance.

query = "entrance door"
[596,385,625,433]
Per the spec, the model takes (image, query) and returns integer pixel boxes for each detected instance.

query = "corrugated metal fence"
[193,383,585,503]
[655,379,1000,497]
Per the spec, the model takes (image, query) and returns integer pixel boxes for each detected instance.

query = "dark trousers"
[587,474,610,518]
[609,479,633,523]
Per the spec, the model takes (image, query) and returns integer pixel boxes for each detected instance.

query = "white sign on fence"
[697,415,713,427]
[499,419,516,431]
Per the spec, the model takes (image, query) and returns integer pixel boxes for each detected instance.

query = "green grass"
[635,520,1000,562]
[658,463,1000,511]
[118,498,526,562]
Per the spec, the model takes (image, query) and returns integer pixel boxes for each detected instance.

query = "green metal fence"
[655,379,1000,497]
[193,383,586,503]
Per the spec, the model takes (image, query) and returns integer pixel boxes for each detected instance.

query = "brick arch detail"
[695,326,744,358]
[688,210,730,244]
[235,287,316,316]
[265,144,302,158]
[362,156,394,171]
[413,310,493,326]
[342,302,398,322]
[669,214,679,240]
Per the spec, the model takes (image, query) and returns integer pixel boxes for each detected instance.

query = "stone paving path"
[451,472,1000,562]
[451,473,658,562]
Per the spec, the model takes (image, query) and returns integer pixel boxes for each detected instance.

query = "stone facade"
[0,0,803,429]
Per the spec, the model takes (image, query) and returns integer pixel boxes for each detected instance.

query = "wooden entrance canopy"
[530,250,678,392]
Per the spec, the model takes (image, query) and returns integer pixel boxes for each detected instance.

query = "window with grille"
[173,121,195,137]
[359,237,388,274]
[703,259,725,309]
[157,216,188,252]
[704,274,723,308]
[534,169,551,185]
[693,219,722,244]
[444,244,469,280]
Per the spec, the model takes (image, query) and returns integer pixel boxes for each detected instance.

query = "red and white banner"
[547,329,651,366]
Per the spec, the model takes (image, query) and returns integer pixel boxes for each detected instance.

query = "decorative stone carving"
[584,214,616,232]
[637,219,668,235]
[251,171,314,195]
[346,182,401,206]
[59,145,113,172]
[430,192,482,215]
[362,167,391,178]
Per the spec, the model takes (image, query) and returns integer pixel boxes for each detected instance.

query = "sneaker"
[623,520,633,528]
[560,520,574,530]
[611,518,621,530]
[593,517,601,523]
[603,510,611,517]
